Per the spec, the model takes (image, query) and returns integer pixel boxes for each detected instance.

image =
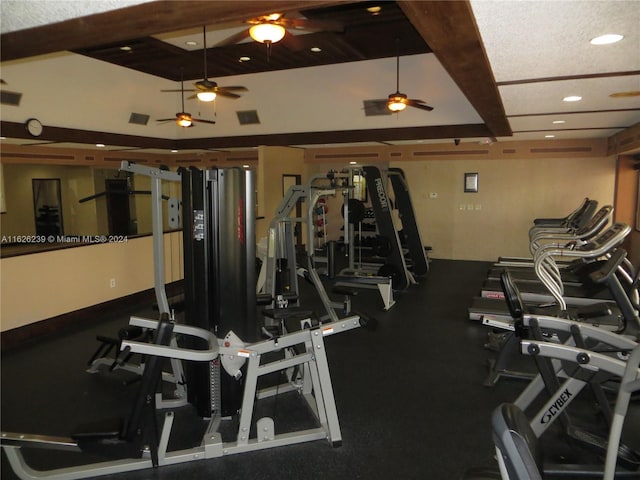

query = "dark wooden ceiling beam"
[1,0,356,61]
[0,121,176,150]
[398,0,512,137]
[177,124,492,149]
[1,120,490,150]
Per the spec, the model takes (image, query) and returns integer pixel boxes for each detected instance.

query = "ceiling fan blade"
[407,99,434,111]
[192,118,217,125]
[156,118,176,122]
[161,89,196,92]
[217,86,248,92]
[187,94,198,100]
[216,91,242,99]
[214,29,251,47]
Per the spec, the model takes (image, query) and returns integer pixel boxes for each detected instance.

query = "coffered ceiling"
[0,0,638,153]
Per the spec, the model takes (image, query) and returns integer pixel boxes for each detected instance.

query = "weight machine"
[333,165,428,309]
[259,176,359,322]
[84,161,187,407]
[1,162,367,479]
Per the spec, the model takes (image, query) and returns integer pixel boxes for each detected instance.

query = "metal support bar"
[118,162,186,403]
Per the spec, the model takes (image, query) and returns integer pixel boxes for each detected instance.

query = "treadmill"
[470,223,632,326]
[480,224,633,306]
[486,205,614,286]
[497,197,598,267]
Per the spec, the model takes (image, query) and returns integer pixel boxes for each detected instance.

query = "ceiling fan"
[157,73,216,128]
[162,27,248,102]
[215,12,342,50]
[382,43,434,113]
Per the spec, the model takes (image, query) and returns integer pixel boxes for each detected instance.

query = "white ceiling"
[0,51,480,138]
[471,0,640,143]
[0,0,155,33]
[1,0,639,151]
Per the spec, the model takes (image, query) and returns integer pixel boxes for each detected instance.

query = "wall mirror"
[1,164,180,255]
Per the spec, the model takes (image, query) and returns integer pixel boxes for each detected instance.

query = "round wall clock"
[25,118,43,137]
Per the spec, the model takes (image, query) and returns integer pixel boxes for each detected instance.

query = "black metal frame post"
[362,165,410,290]
[388,167,429,276]
[182,167,257,417]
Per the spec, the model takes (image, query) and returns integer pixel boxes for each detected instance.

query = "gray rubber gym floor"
[1,259,638,479]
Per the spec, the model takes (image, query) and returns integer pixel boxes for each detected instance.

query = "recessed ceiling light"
[349,161,358,165]
[185,40,198,46]
[242,164,250,168]
[171,149,178,153]
[552,120,566,124]
[367,6,382,15]
[96,143,105,147]
[609,90,640,98]
[545,135,555,138]
[239,56,251,62]
[310,47,322,53]
[119,46,132,52]
[563,95,582,102]
[590,34,624,45]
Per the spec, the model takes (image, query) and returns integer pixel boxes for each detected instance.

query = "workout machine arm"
[121,317,219,363]
[521,314,638,350]
[520,340,635,378]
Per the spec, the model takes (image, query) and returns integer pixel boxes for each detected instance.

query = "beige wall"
[302,140,617,261]
[256,145,307,240]
[393,156,616,260]
[303,156,616,261]
[0,231,183,331]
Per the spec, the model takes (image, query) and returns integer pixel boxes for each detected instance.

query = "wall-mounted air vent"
[129,112,150,125]
[236,110,260,125]
[363,100,391,116]
[1,90,22,106]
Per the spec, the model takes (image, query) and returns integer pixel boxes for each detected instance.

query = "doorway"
[32,178,63,236]
[105,179,131,235]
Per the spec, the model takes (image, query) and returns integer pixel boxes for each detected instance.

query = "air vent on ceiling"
[236,110,260,125]
[1,90,22,106]
[129,112,150,125]
[363,99,391,116]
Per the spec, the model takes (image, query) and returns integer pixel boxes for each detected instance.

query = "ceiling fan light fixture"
[387,94,408,112]
[249,23,286,44]
[177,114,192,127]
[388,101,407,112]
[197,91,217,102]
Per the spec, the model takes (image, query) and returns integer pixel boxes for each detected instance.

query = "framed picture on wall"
[464,172,479,193]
